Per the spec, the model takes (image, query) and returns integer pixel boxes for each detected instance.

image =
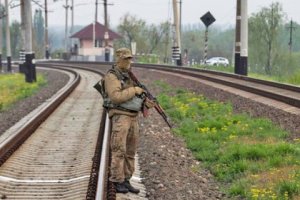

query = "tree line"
[115,2,300,78]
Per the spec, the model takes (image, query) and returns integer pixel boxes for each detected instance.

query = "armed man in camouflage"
[104,48,155,194]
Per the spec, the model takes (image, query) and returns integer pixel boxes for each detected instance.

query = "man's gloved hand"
[144,98,156,108]
[134,86,144,95]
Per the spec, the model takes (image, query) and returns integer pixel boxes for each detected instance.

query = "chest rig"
[94,65,143,112]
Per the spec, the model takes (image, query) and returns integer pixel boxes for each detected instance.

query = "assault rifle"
[128,70,172,128]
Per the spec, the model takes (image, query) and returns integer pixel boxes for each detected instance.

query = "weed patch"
[0,73,46,111]
[156,82,300,199]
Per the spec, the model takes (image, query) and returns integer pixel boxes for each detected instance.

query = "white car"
[205,57,229,66]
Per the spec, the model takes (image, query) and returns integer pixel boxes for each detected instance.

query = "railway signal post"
[200,11,215,64]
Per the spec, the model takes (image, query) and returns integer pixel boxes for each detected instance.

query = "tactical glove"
[134,86,144,95]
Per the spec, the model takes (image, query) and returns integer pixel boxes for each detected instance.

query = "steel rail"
[96,113,110,200]
[45,60,300,92]
[45,61,300,109]
[37,62,113,200]
[38,61,300,200]
[135,65,300,108]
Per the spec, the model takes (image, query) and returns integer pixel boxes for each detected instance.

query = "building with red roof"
[70,22,122,61]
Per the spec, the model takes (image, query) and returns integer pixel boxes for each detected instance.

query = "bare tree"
[249,2,284,75]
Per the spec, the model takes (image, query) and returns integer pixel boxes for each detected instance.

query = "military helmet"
[116,48,133,59]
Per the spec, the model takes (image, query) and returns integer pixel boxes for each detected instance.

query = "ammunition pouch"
[119,96,144,112]
[93,66,144,112]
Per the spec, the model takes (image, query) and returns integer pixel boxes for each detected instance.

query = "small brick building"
[70,22,121,61]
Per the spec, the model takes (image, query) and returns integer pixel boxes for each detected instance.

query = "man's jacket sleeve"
[104,73,136,104]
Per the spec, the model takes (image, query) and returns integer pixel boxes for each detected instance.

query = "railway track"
[0,66,111,199]
[135,64,300,110]
[1,61,299,200]
[47,61,300,114]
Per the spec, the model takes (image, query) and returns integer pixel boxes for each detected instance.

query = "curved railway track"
[0,61,299,200]
[0,66,111,199]
[46,61,300,114]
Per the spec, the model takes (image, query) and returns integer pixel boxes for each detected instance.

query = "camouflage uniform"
[104,48,143,184]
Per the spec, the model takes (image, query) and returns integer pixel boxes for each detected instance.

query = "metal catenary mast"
[234,0,248,76]
[172,0,182,66]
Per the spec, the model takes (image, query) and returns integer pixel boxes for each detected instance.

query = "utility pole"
[172,0,181,66]
[93,0,98,48]
[19,0,25,70]
[179,0,182,38]
[240,0,248,75]
[24,0,36,82]
[234,0,241,74]
[44,0,49,59]
[0,0,3,72]
[104,0,110,61]
[95,0,98,22]
[287,19,296,53]
[5,0,11,72]
[70,0,74,52]
[63,0,69,54]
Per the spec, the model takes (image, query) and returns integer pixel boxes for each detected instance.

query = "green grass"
[193,64,234,73]
[154,80,300,199]
[193,64,300,86]
[0,73,47,111]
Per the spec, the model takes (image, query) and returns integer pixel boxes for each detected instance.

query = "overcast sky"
[9,0,300,28]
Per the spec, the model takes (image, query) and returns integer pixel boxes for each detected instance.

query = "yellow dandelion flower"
[221,126,228,131]
[229,135,237,139]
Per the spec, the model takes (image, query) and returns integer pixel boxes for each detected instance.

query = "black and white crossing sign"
[200,11,216,27]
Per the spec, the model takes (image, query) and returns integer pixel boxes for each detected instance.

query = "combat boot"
[113,182,129,193]
[124,179,140,194]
